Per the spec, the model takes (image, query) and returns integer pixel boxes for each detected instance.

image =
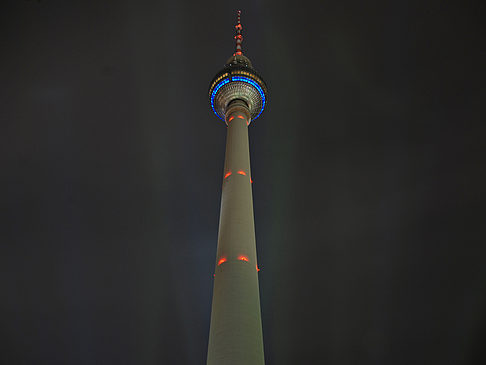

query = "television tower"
[207,11,267,365]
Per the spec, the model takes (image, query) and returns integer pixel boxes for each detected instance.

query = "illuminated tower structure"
[206,11,267,365]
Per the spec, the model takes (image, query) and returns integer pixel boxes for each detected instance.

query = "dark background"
[1,0,485,364]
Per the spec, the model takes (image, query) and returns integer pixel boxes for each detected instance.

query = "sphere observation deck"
[209,54,268,124]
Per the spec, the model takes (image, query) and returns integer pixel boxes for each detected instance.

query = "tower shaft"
[207,101,265,365]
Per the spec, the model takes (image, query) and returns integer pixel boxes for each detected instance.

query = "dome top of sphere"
[226,54,253,68]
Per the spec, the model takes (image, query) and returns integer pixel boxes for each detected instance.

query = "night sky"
[1,0,485,364]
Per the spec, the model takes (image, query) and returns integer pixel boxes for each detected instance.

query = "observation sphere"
[209,54,268,124]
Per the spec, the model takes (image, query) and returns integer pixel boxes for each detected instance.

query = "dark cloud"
[1,0,485,364]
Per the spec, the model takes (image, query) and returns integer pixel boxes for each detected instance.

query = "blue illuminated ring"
[210,76,266,122]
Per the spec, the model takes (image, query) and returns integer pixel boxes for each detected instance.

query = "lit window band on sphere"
[209,70,267,124]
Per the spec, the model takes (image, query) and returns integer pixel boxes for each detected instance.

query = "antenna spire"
[234,10,243,56]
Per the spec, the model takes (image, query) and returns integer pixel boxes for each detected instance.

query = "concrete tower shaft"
[207,101,265,365]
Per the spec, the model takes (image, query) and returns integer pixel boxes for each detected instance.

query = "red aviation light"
[224,171,232,179]
[238,255,249,262]
[256,265,260,272]
[217,257,227,266]
[237,115,245,119]
[228,116,234,122]
[237,170,246,176]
